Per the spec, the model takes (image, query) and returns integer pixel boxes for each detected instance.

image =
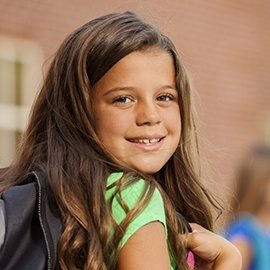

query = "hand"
[187,223,242,270]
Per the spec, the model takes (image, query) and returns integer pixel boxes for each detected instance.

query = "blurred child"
[226,144,270,270]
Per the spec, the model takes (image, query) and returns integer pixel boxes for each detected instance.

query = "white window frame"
[0,36,43,167]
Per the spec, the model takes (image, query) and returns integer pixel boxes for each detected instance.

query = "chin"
[134,164,164,175]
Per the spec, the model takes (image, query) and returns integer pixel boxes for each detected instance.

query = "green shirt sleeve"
[106,172,167,249]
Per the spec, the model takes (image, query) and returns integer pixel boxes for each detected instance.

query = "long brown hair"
[0,11,221,269]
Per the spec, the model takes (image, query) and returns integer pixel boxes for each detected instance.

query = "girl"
[0,11,241,269]
[226,145,270,270]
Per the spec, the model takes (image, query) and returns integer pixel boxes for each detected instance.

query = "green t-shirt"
[106,172,167,246]
[106,172,177,269]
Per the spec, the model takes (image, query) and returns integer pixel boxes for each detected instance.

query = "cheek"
[173,113,181,145]
[166,108,181,135]
[94,110,127,141]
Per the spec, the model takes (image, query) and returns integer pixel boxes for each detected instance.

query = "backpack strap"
[0,199,5,247]
[33,171,62,270]
[0,171,62,270]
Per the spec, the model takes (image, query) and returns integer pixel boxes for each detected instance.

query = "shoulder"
[106,172,163,207]
[227,214,260,231]
[106,172,167,247]
[226,213,264,242]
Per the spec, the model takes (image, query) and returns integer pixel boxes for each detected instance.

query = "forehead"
[105,49,174,77]
[115,49,174,69]
[93,50,176,92]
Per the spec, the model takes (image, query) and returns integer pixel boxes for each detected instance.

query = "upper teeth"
[133,138,160,144]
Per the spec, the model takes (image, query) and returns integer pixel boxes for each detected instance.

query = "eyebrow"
[103,87,134,96]
[103,84,177,96]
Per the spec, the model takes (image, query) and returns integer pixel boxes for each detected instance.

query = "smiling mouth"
[128,138,162,145]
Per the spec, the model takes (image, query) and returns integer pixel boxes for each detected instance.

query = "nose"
[136,100,161,126]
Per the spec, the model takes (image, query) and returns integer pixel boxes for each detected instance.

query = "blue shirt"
[225,213,270,270]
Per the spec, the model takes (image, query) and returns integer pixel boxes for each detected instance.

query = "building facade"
[1,0,270,209]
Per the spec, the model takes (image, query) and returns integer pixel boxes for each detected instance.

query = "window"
[0,37,43,167]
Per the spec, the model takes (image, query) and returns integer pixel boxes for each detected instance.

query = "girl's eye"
[112,96,132,104]
[157,94,174,102]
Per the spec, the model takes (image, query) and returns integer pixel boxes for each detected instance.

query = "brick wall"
[1,0,270,209]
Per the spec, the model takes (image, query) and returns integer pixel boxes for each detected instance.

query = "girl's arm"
[118,221,242,270]
[118,221,171,270]
[187,223,242,270]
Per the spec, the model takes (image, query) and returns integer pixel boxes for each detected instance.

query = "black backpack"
[0,171,62,270]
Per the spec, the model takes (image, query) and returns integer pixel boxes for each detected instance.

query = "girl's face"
[92,50,181,174]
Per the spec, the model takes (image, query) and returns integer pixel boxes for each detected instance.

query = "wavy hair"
[0,11,221,269]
